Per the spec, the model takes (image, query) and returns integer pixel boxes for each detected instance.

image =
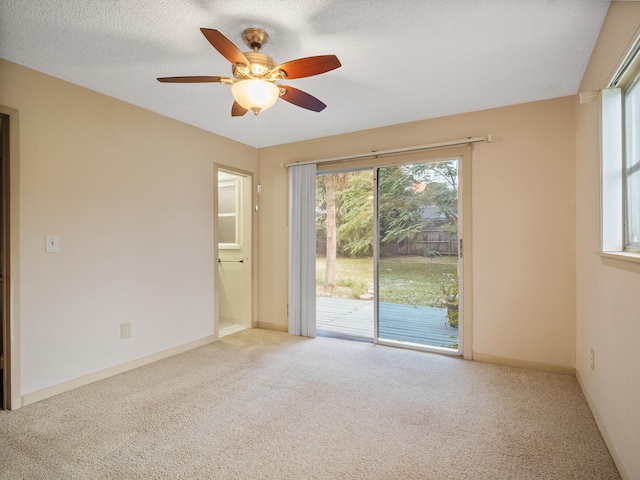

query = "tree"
[335,171,374,257]
[378,166,425,244]
[411,161,458,239]
[316,160,459,268]
[317,167,432,258]
[323,174,337,290]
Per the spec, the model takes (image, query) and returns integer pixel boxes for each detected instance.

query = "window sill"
[599,251,640,264]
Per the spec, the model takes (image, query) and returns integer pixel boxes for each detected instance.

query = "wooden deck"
[316,297,459,349]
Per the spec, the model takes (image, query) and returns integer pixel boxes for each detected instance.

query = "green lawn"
[316,255,458,307]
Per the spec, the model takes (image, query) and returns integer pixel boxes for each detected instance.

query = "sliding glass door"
[316,170,374,340]
[376,160,461,352]
[313,157,464,353]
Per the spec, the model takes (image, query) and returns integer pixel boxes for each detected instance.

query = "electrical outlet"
[590,348,595,371]
[120,322,131,339]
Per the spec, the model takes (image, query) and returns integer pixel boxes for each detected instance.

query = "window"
[624,72,640,250]
[601,34,640,257]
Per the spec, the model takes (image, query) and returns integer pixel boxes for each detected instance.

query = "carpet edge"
[20,334,217,408]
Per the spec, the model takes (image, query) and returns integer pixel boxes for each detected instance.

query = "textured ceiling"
[0,0,610,148]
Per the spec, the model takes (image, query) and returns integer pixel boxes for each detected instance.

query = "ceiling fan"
[157,28,341,116]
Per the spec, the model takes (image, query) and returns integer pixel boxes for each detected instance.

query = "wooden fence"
[316,224,458,257]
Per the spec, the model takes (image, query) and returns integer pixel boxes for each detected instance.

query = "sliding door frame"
[374,156,468,357]
[317,146,473,359]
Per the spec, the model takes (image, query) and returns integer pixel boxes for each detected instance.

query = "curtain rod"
[283,136,489,168]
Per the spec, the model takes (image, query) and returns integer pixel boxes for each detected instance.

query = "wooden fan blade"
[232,101,249,117]
[157,76,224,83]
[279,85,326,112]
[200,28,250,66]
[274,55,341,80]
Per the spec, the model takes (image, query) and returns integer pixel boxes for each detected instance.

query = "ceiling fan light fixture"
[158,28,341,117]
[231,79,280,115]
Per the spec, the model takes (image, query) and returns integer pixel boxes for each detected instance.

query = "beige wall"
[0,59,257,403]
[575,3,640,478]
[258,96,577,368]
[4,7,638,473]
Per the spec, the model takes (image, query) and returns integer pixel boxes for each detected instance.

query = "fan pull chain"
[254,113,261,148]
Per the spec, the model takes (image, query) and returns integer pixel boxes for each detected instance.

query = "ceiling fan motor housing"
[232,52,280,80]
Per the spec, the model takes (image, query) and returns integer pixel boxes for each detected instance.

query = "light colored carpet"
[0,329,620,479]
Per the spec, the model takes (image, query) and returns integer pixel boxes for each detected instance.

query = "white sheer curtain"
[288,164,316,337]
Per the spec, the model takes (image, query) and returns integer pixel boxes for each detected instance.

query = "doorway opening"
[0,114,9,408]
[315,158,462,353]
[216,168,253,338]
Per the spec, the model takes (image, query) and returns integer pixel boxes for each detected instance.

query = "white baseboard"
[20,335,217,408]
[472,352,576,375]
[257,321,288,332]
[576,372,629,480]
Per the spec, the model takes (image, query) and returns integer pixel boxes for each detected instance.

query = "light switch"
[45,235,60,253]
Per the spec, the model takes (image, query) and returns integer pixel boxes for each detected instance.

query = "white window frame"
[600,34,640,263]
[623,70,640,251]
